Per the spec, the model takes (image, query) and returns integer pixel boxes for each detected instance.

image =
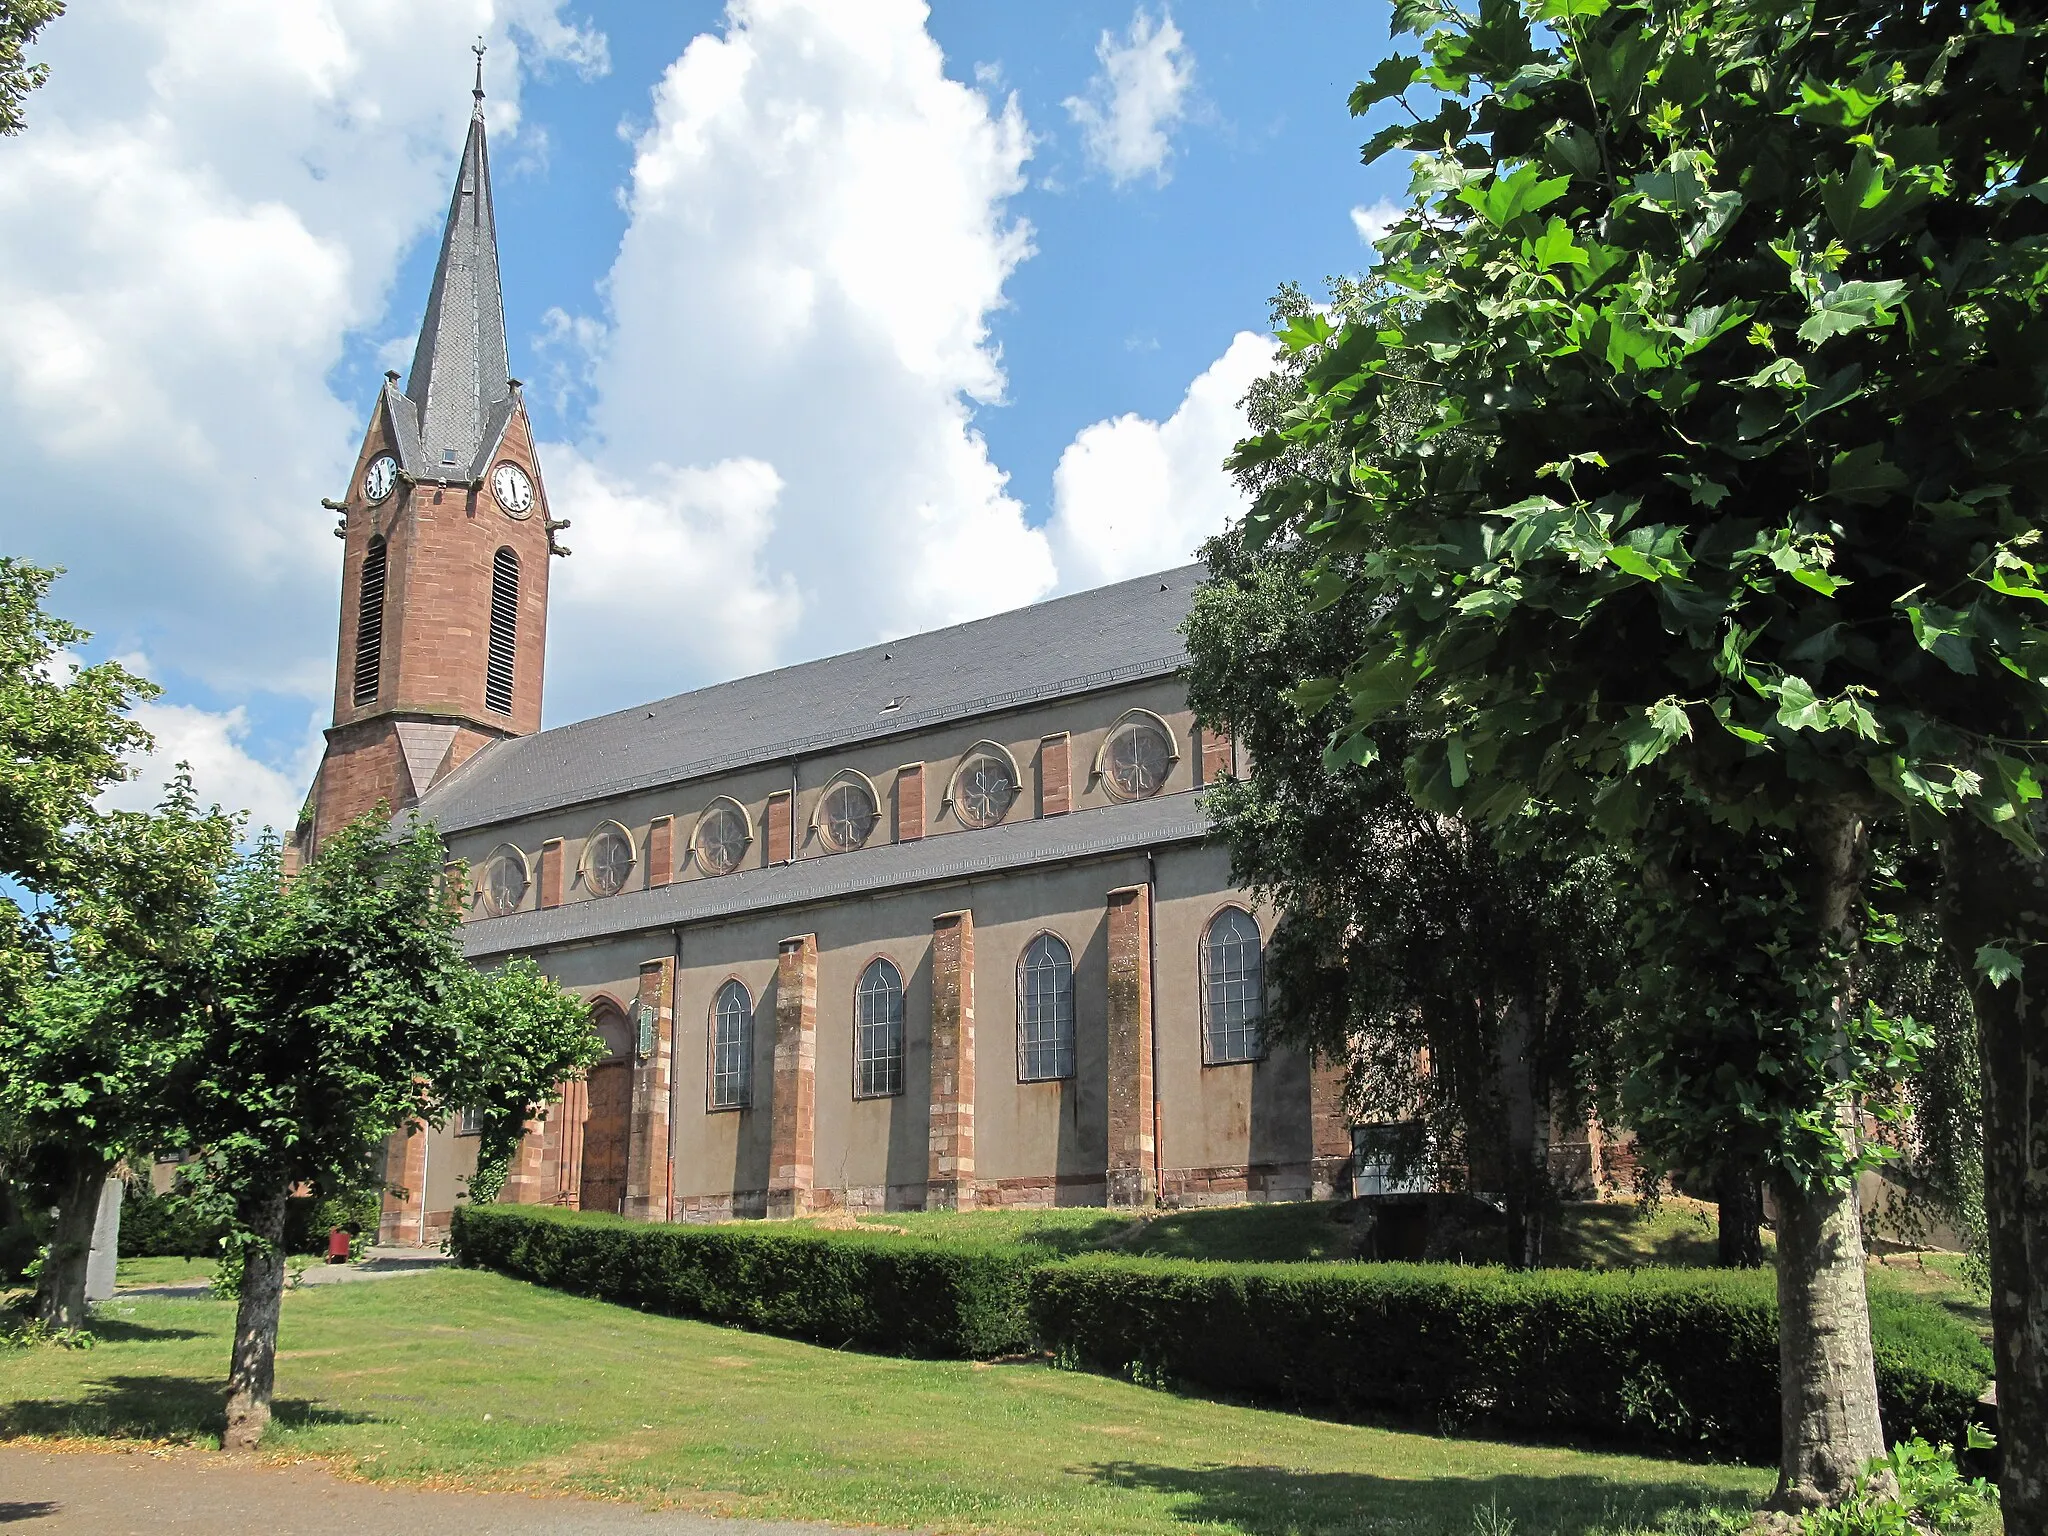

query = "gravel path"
[0,1445,894,1534]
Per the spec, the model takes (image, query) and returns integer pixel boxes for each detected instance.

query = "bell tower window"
[486,547,518,715]
[352,536,387,707]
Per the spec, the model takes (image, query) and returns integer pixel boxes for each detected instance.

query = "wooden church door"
[579,1061,631,1215]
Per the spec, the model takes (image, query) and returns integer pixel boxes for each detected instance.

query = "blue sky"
[0,2,1406,831]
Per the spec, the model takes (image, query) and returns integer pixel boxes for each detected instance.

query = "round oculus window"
[818,781,879,852]
[480,845,528,917]
[954,755,1015,829]
[693,801,750,876]
[583,823,635,896]
[1103,719,1173,801]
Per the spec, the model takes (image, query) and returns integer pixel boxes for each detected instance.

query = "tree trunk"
[1498,998,1550,1270]
[35,1150,109,1331]
[1768,1169,1888,1508]
[1759,803,1888,1510]
[1941,816,2048,1536]
[1717,1160,1765,1268]
[222,1180,288,1453]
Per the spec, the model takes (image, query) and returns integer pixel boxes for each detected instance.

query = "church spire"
[399,50,512,481]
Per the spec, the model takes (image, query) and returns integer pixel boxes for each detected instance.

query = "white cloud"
[546,0,1057,715]
[1063,7,1195,187]
[1044,330,1270,590]
[98,687,325,839]
[1351,198,1401,250]
[0,1,601,705]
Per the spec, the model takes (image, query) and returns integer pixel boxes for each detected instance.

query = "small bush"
[1028,1257,1991,1461]
[452,1203,1038,1359]
[121,1180,381,1260]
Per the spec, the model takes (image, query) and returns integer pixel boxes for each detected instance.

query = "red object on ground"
[326,1227,352,1263]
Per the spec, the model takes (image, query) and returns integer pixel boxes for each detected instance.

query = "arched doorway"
[579,1001,632,1216]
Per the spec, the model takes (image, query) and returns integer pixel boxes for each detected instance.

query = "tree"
[1230,0,2048,1510]
[190,812,595,1451]
[1188,508,1627,1269]
[0,0,62,137]
[444,955,604,1206]
[0,777,237,1328]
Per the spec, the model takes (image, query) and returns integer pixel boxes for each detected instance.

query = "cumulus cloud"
[545,0,1056,710]
[1063,7,1195,187]
[1351,198,1402,251]
[1044,330,1270,590]
[0,1,600,703]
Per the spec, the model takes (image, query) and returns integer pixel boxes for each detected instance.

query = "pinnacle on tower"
[390,55,513,482]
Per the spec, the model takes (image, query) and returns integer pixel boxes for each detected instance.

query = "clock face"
[362,454,398,504]
[491,462,535,517]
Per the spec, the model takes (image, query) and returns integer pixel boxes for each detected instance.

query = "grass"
[836,1196,1748,1269]
[113,1256,215,1289]
[0,1268,1774,1535]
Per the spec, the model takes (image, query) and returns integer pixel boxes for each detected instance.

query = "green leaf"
[1791,569,1845,597]
[1607,545,1663,581]
[1528,216,1589,271]
[1277,312,1334,352]
[1620,699,1693,768]
[1797,279,1907,346]
[1350,55,1424,114]
[1827,443,1908,504]
[1460,164,1572,229]
[1903,603,1978,675]
[1976,944,2024,988]
[1282,677,1342,717]
[1771,675,1828,731]
[1667,473,1729,508]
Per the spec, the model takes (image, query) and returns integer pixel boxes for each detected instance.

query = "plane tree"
[1233,0,2048,1514]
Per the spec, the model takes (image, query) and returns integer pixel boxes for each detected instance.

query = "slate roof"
[387,82,514,484]
[417,563,1207,837]
[462,788,1211,958]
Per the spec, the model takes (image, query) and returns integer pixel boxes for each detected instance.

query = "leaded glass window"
[854,958,904,1097]
[1202,906,1264,1063]
[1016,933,1075,1081]
[954,753,1016,829]
[480,844,528,917]
[1103,716,1173,801]
[693,799,750,876]
[582,822,635,897]
[820,780,879,852]
[710,980,753,1109]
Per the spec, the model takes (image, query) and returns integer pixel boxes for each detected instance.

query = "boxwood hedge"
[451,1203,1036,1358]
[1027,1256,1992,1460]
[454,1204,1989,1462]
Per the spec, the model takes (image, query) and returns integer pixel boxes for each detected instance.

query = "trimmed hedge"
[1028,1256,1992,1461]
[451,1203,1037,1359]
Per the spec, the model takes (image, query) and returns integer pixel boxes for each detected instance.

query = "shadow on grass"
[1086,1461,1753,1536]
[79,1317,211,1345]
[1548,1204,1719,1271]
[0,1375,379,1443]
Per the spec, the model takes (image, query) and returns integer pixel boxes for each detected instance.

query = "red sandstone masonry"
[625,958,675,1221]
[1309,1052,1353,1198]
[647,816,674,888]
[1040,733,1071,816]
[927,910,976,1210]
[538,839,563,909]
[1200,726,1235,786]
[767,934,818,1218]
[895,764,925,841]
[765,791,793,865]
[1105,885,1156,1208]
[377,1122,428,1246]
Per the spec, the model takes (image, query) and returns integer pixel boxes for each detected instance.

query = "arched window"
[692,798,751,876]
[854,958,904,1098]
[1097,711,1177,802]
[486,547,518,715]
[709,980,753,1109]
[817,775,880,852]
[352,536,387,707]
[580,821,636,897]
[478,843,529,917]
[1202,906,1264,1064]
[1016,933,1075,1081]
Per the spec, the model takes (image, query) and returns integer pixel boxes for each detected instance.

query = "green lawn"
[113,1255,215,1288]
[837,1196,1740,1268]
[0,1268,1772,1535]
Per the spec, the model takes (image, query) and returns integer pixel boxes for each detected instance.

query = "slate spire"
[401,50,512,480]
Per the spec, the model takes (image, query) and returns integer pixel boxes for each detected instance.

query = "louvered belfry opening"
[486,547,519,715]
[352,537,388,707]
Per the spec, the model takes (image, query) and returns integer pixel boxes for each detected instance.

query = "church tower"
[299,56,560,858]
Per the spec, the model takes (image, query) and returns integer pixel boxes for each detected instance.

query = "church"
[290,74,1350,1247]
